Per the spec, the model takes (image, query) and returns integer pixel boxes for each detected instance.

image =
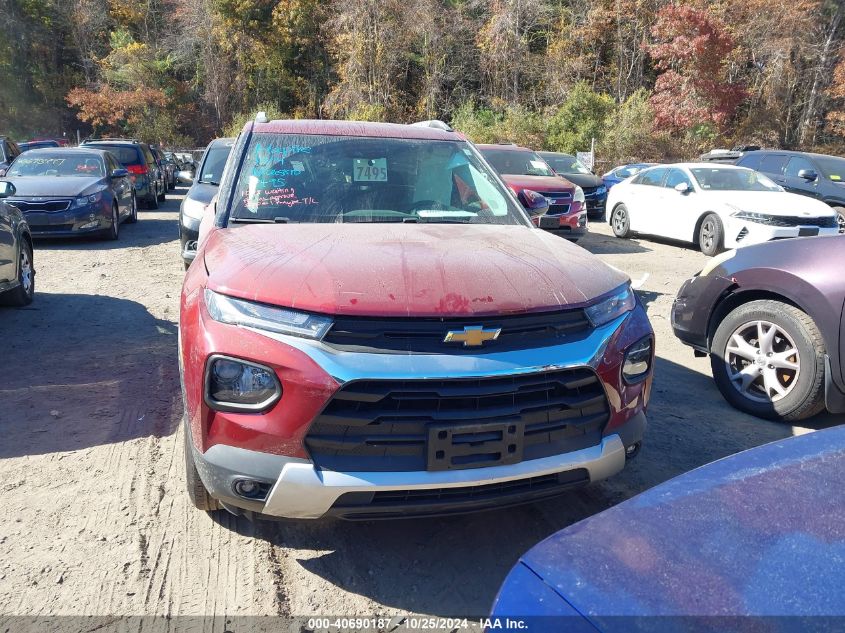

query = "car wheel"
[710,299,825,421]
[611,204,631,238]
[184,429,221,511]
[147,192,159,210]
[158,182,166,202]
[126,193,138,224]
[698,213,724,256]
[1,240,34,307]
[834,206,845,234]
[103,204,120,240]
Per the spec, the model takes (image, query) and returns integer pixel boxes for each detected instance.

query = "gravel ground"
[0,190,838,629]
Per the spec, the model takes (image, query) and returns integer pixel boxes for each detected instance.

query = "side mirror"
[177,170,194,186]
[674,182,691,194]
[797,169,818,181]
[517,189,550,218]
[0,181,16,199]
[111,168,129,178]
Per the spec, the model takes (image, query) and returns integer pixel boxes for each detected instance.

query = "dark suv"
[0,137,22,176]
[737,150,845,231]
[81,139,166,209]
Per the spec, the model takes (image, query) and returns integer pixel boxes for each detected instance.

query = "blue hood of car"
[6,176,104,198]
[493,426,845,626]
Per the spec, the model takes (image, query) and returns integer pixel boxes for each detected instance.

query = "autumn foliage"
[66,86,167,132]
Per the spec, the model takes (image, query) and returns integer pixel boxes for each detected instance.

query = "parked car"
[80,138,165,209]
[4,147,136,240]
[538,151,608,220]
[601,163,656,190]
[179,137,234,269]
[491,425,845,629]
[0,180,34,306]
[151,146,176,191]
[18,140,60,153]
[672,234,845,421]
[179,118,653,520]
[736,150,845,232]
[476,144,588,241]
[698,144,761,164]
[0,137,22,177]
[607,163,838,256]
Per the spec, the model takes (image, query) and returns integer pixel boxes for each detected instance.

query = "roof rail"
[410,120,453,132]
[82,137,140,144]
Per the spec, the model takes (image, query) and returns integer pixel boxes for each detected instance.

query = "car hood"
[6,176,104,198]
[707,190,834,216]
[185,182,219,206]
[555,172,603,188]
[507,425,845,618]
[500,174,575,193]
[203,224,628,317]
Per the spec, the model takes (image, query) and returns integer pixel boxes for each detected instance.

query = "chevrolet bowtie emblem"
[443,325,502,347]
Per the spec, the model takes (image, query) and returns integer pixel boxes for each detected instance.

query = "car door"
[107,153,132,216]
[783,155,822,200]
[627,167,668,234]
[0,199,15,283]
[658,168,698,242]
[756,154,789,189]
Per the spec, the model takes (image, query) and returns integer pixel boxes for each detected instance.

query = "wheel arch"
[692,211,721,244]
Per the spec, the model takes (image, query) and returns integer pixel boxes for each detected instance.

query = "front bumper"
[191,413,644,519]
[671,273,735,352]
[180,212,201,263]
[19,203,113,237]
[725,220,838,248]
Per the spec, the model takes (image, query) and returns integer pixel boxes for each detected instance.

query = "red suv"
[476,144,588,241]
[179,119,653,520]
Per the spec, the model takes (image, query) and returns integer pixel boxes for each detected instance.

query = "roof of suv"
[250,119,461,142]
[742,149,842,161]
[475,143,534,152]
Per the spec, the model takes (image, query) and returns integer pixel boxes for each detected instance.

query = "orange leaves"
[66,86,167,130]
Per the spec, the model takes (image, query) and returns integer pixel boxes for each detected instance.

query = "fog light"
[205,355,281,412]
[625,442,641,459]
[232,478,271,501]
[623,336,652,383]
[79,219,100,230]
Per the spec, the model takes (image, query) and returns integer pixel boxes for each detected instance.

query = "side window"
[738,153,762,171]
[785,156,815,178]
[638,168,667,187]
[8,142,20,159]
[758,154,788,175]
[664,169,693,189]
[142,146,156,167]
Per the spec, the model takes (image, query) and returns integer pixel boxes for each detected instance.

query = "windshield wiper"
[198,180,219,186]
[230,216,291,224]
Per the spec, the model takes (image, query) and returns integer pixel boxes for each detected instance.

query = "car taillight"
[126,165,147,175]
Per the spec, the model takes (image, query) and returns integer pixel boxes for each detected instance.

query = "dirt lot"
[0,189,839,628]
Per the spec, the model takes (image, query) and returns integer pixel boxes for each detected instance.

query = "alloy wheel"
[724,320,800,403]
[701,220,715,251]
[20,248,32,296]
[613,208,627,233]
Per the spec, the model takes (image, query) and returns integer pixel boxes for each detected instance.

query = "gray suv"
[737,150,845,232]
[0,137,21,176]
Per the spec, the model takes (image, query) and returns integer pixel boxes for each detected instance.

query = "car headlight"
[573,186,585,204]
[182,197,207,220]
[699,249,737,277]
[623,336,652,383]
[205,355,281,412]
[72,192,103,208]
[731,210,775,224]
[204,289,333,339]
[585,284,636,327]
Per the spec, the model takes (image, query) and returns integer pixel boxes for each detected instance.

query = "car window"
[85,144,143,166]
[784,156,816,178]
[636,167,667,186]
[664,169,693,189]
[737,153,762,171]
[758,154,788,175]
[690,167,781,191]
[227,133,528,226]
[142,146,157,167]
[614,167,635,178]
[8,152,106,177]
[814,156,845,182]
[479,148,556,177]
[8,142,20,158]
[541,153,591,175]
[198,143,234,185]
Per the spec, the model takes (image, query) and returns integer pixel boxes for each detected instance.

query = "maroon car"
[477,144,587,241]
[672,234,845,421]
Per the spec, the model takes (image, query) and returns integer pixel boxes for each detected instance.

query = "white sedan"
[606,163,838,255]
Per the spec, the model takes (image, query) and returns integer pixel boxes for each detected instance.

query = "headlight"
[623,336,652,383]
[731,210,775,224]
[182,197,207,220]
[573,186,585,204]
[699,249,737,277]
[205,289,333,339]
[585,284,636,327]
[205,355,281,411]
[72,192,103,208]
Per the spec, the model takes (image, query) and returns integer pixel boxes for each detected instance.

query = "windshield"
[815,156,845,182]
[227,134,527,225]
[84,144,142,166]
[542,153,592,175]
[198,144,233,185]
[479,148,556,177]
[8,153,105,177]
[690,167,781,192]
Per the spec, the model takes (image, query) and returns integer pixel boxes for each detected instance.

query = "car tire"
[710,299,825,421]
[1,239,34,307]
[184,429,221,511]
[147,192,159,210]
[126,193,138,224]
[833,206,845,234]
[611,204,631,238]
[103,204,120,241]
[157,183,166,202]
[698,213,724,256]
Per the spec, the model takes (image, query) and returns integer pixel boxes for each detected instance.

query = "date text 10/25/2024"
[305,617,529,631]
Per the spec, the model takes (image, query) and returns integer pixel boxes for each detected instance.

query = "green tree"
[545,82,615,153]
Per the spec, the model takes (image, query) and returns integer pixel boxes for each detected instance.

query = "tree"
[545,82,615,153]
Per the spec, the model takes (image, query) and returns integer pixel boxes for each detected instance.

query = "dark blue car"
[602,163,657,190]
[5,148,137,240]
[491,426,845,632]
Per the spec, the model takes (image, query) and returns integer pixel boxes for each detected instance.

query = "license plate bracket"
[799,227,819,236]
[427,422,524,471]
[539,216,559,229]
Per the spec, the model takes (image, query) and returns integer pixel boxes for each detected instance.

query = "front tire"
[157,182,166,202]
[710,300,825,421]
[1,240,34,307]
[611,204,631,238]
[698,213,724,256]
[125,193,138,224]
[184,428,221,511]
[103,204,120,241]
